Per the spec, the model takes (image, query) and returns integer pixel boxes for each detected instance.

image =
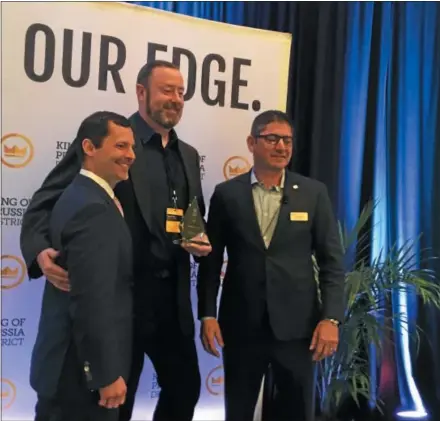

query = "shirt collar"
[135,112,179,147]
[251,168,285,192]
[80,169,115,199]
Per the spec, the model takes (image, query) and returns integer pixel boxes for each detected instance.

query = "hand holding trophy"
[173,197,212,256]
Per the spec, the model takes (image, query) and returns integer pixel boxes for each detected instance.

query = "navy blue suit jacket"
[30,174,133,398]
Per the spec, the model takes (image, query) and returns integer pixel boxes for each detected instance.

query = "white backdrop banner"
[1,2,291,420]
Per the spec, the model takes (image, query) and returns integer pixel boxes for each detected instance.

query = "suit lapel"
[178,142,197,203]
[235,171,309,250]
[269,171,305,249]
[76,175,113,206]
[236,172,267,249]
[77,175,130,240]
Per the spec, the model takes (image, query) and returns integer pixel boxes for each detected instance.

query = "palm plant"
[315,200,440,420]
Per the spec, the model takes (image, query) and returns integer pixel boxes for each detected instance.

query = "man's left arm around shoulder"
[312,183,346,324]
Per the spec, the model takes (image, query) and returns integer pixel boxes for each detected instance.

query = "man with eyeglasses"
[197,110,345,421]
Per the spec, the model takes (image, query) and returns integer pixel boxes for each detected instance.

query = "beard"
[145,90,182,130]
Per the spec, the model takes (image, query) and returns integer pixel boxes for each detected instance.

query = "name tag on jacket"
[290,212,308,222]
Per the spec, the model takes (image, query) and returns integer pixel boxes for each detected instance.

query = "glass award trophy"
[173,196,210,245]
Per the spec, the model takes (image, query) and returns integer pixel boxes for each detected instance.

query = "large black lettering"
[98,35,126,93]
[62,29,92,88]
[172,48,196,101]
[201,54,226,107]
[147,43,168,63]
[24,23,55,83]
[231,58,251,110]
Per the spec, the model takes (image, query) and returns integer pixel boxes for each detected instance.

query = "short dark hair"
[77,111,131,149]
[136,60,179,87]
[250,110,294,137]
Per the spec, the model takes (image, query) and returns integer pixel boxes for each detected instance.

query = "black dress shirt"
[129,113,189,272]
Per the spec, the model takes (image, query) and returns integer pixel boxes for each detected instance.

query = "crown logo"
[228,165,246,176]
[1,378,16,409]
[1,267,19,278]
[1,256,26,289]
[223,156,251,180]
[205,365,224,395]
[1,134,34,169]
[211,376,223,385]
[3,145,27,158]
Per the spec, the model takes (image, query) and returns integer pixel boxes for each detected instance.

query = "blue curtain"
[337,2,374,261]
[128,1,440,419]
[128,1,245,24]
[339,2,440,419]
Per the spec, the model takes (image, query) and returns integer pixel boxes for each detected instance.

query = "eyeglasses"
[256,134,293,147]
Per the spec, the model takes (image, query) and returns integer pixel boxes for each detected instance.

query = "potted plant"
[315,201,440,421]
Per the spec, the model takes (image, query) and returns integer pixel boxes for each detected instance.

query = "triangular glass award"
[178,196,209,245]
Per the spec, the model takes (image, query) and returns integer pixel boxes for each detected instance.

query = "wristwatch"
[325,318,340,327]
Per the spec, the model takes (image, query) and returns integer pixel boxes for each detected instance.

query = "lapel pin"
[293,185,299,190]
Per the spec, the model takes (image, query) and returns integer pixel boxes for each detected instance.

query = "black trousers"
[223,318,316,421]
[119,275,201,421]
[35,343,119,421]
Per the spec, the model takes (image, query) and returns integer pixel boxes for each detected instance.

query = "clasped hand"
[180,232,212,257]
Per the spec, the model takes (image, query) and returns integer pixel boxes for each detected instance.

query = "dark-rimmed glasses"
[256,134,293,147]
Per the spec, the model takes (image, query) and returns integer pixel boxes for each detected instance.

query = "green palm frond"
[315,199,440,417]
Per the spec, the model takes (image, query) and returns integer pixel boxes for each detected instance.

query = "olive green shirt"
[251,169,285,248]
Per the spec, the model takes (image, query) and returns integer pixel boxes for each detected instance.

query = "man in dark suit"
[197,110,345,421]
[30,111,136,421]
[20,60,211,421]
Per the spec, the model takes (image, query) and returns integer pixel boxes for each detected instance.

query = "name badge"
[290,212,308,222]
[166,208,184,233]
